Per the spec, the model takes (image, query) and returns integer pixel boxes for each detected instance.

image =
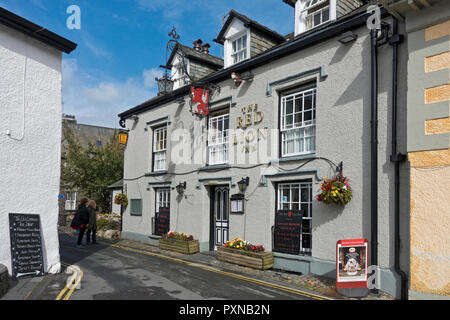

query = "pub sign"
[336,238,369,289]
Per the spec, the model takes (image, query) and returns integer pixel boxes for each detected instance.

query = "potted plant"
[217,238,274,270]
[114,193,128,207]
[316,172,352,206]
[159,231,199,254]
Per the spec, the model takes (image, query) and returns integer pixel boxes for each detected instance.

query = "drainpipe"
[369,20,390,295]
[370,27,379,295]
[388,18,408,300]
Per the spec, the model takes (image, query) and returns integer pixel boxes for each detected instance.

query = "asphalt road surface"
[38,233,322,300]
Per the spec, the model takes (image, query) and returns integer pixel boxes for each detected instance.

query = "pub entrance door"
[210,186,230,251]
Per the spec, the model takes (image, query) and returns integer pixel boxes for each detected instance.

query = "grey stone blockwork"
[0,264,10,297]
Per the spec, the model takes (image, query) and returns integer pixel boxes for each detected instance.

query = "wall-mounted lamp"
[237,177,249,193]
[118,130,129,145]
[338,31,357,45]
[231,72,242,86]
[231,71,254,87]
[175,181,186,195]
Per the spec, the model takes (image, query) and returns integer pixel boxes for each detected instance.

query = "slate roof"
[0,6,76,53]
[108,179,123,189]
[214,9,286,45]
[167,43,223,69]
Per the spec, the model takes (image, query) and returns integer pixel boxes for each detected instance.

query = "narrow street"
[36,233,324,300]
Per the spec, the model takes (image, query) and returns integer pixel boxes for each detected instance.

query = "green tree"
[61,123,124,212]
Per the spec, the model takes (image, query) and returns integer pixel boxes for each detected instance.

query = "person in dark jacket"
[72,197,89,248]
[86,200,98,245]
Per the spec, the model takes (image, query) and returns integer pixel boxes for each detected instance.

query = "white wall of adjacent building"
[0,24,63,274]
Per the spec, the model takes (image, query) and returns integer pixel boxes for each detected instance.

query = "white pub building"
[118,0,410,298]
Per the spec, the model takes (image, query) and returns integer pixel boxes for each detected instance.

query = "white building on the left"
[0,7,76,275]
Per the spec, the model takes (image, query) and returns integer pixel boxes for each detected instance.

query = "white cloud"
[143,68,163,88]
[62,58,158,128]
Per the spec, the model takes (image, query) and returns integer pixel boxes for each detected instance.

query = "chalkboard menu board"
[155,207,170,236]
[273,210,303,255]
[9,213,44,278]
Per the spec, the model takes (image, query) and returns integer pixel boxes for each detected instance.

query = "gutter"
[0,7,77,54]
[118,6,389,121]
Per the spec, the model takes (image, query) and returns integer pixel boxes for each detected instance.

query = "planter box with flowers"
[216,238,274,270]
[158,232,199,255]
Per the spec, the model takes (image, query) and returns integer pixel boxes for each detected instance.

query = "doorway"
[209,185,230,251]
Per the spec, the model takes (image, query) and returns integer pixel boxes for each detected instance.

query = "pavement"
[1,230,394,300]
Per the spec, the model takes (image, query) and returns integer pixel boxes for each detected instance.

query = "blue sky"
[0,0,293,128]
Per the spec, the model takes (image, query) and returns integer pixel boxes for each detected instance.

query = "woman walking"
[71,197,89,248]
[86,200,98,245]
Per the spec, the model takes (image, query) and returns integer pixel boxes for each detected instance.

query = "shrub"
[97,218,120,231]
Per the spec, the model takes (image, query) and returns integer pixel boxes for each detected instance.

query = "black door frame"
[209,185,229,251]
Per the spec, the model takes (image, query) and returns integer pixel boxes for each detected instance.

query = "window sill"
[149,235,161,240]
[146,171,168,176]
[199,164,231,171]
[277,153,316,163]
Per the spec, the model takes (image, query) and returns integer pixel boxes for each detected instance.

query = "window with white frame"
[303,0,330,30]
[153,125,167,171]
[208,112,229,165]
[65,191,77,211]
[231,33,248,65]
[280,87,316,157]
[156,188,170,212]
[277,181,313,255]
[172,62,188,89]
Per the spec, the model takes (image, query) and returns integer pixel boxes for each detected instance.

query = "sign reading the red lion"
[190,86,209,117]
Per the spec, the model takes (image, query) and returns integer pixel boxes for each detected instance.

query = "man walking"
[86,200,98,245]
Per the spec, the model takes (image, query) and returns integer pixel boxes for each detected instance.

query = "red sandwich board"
[336,238,369,289]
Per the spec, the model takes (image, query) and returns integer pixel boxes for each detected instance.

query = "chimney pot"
[202,43,210,54]
[193,39,203,51]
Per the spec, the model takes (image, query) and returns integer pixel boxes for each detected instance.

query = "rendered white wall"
[0,24,63,275]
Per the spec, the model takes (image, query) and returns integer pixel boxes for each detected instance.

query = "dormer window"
[295,0,339,36]
[303,0,330,30]
[172,62,188,90]
[231,33,248,64]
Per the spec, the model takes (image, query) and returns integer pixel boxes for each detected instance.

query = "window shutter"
[130,199,142,216]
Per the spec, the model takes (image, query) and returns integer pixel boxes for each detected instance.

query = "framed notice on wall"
[230,194,244,214]
[336,238,369,289]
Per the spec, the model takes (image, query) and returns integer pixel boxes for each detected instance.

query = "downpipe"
[388,18,408,300]
[370,18,408,299]
[369,21,389,296]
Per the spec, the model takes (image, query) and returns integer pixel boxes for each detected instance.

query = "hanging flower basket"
[317,173,352,205]
[114,193,128,206]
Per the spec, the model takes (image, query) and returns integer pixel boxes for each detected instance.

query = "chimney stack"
[193,39,203,51]
[201,43,210,54]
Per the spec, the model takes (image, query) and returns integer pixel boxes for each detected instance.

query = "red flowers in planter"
[162,231,194,241]
[223,238,265,252]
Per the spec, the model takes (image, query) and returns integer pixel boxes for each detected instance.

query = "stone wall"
[0,264,9,298]
[189,61,217,81]
[250,29,279,58]
[337,0,363,19]
[408,18,450,297]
